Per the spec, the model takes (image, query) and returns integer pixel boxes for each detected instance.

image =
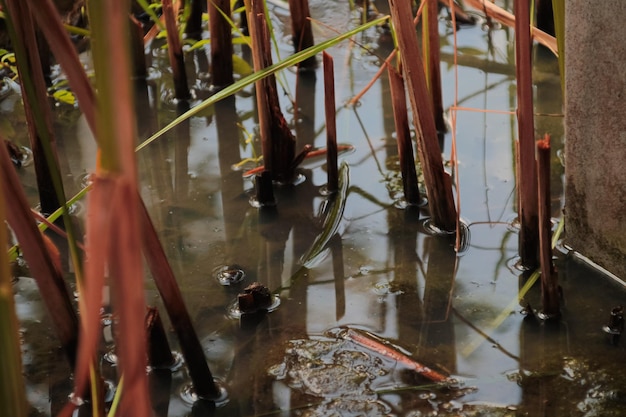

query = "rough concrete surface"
[564,1,626,278]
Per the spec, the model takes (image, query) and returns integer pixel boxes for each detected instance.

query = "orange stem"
[242,145,354,177]
[342,328,449,383]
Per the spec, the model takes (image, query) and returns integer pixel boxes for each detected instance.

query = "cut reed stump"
[288,0,316,69]
[388,66,420,206]
[388,0,457,231]
[536,135,559,318]
[323,52,339,193]
[162,0,190,100]
[129,15,148,80]
[209,0,234,88]
[514,0,539,268]
[247,0,297,183]
[185,0,204,39]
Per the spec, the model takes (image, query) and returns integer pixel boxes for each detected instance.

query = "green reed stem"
[0,161,27,417]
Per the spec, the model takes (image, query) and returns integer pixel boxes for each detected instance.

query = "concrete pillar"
[564,1,626,278]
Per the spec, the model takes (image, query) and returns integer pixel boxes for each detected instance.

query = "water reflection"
[10,3,626,417]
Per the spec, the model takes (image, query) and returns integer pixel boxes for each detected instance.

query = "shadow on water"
[9,2,626,417]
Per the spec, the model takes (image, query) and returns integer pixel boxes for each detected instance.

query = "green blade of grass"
[0,147,27,417]
[301,162,350,268]
[136,14,389,152]
[84,1,151,415]
[136,0,167,31]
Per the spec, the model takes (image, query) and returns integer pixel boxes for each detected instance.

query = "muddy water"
[9,1,626,416]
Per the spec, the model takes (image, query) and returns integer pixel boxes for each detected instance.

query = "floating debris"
[237,282,273,314]
[333,327,450,384]
[602,305,624,345]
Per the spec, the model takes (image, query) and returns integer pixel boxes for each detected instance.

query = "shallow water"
[8,1,626,416]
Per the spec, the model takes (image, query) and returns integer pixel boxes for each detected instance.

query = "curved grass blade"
[301,161,350,268]
[136,15,389,152]
[136,0,167,31]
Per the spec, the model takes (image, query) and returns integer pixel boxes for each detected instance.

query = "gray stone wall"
[564,0,626,278]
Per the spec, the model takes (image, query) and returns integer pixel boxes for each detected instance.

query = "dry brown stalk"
[514,0,539,268]
[209,0,235,88]
[139,200,222,397]
[424,0,446,132]
[323,51,339,193]
[464,0,558,55]
[388,0,457,232]
[536,135,559,317]
[288,0,316,69]
[163,0,190,99]
[348,0,426,107]
[247,0,296,183]
[185,0,204,38]
[342,328,449,383]
[388,66,420,206]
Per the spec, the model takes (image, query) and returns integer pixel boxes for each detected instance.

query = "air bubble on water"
[78,172,93,188]
[179,380,229,407]
[214,266,245,286]
[103,349,117,365]
[422,219,455,237]
[19,146,33,167]
[149,351,185,372]
[359,265,373,275]
[103,379,116,403]
[68,392,84,406]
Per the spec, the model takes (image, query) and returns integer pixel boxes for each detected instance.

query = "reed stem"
[288,0,316,69]
[139,201,221,398]
[0,148,28,417]
[537,135,559,317]
[163,0,190,99]
[185,0,204,38]
[3,0,60,214]
[515,0,539,268]
[145,307,175,368]
[248,0,296,183]
[423,0,446,132]
[388,66,420,207]
[388,0,457,231]
[209,0,235,88]
[323,51,339,193]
